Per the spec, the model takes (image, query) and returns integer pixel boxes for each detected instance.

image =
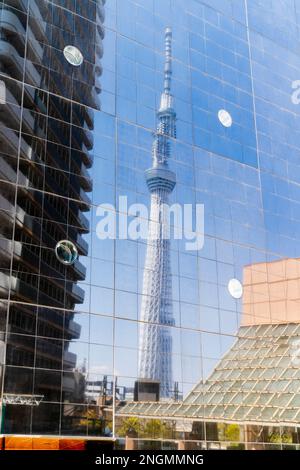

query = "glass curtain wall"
[1,0,300,450]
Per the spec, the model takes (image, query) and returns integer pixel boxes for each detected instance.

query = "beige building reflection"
[242,258,300,326]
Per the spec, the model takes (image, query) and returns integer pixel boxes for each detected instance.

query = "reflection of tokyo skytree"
[138,28,177,398]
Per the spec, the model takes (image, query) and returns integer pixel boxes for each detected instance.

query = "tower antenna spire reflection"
[138,28,176,398]
[163,27,172,94]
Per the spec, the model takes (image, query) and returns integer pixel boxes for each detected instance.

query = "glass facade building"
[0,0,106,439]
[1,0,300,450]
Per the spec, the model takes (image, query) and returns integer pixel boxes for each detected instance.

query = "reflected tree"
[117,417,142,438]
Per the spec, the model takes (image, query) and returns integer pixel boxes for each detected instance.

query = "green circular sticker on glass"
[63,45,83,66]
[228,278,243,299]
[218,109,233,127]
[55,240,78,265]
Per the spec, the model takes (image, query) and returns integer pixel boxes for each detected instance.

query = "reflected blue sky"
[71,0,300,396]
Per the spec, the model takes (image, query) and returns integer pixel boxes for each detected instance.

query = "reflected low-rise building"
[117,258,300,449]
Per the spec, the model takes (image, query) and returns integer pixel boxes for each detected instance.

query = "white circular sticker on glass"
[63,45,83,66]
[218,109,233,127]
[228,278,243,299]
[55,240,78,265]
